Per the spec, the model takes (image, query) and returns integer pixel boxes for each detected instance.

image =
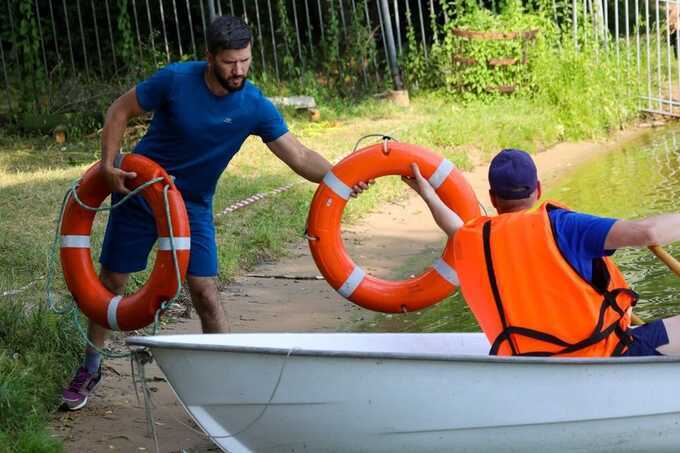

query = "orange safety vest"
[453,201,637,357]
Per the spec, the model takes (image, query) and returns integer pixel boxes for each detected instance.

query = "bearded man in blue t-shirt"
[62,16,368,410]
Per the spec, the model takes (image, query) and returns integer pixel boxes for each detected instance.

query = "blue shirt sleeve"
[548,208,618,282]
[135,65,175,112]
[253,96,289,143]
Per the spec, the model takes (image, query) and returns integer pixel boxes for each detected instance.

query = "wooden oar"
[630,245,680,326]
[649,245,680,278]
[630,312,645,326]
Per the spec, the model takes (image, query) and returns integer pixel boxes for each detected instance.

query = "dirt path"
[52,126,655,452]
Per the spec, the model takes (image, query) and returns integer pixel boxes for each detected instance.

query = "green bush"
[443,3,555,98]
[532,40,638,137]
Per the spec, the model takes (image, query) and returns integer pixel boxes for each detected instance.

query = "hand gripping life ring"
[59,154,190,331]
[307,141,480,313]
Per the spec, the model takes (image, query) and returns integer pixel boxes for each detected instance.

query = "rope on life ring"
[59,154,190,331]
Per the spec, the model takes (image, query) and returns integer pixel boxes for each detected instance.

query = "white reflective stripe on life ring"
[158,237,191,251]
[338,266,366,298]
[107,295,122,331]
[60,235,91,248]
[432,258,459,286]
[323,171,352,200]
[428,159,454,190]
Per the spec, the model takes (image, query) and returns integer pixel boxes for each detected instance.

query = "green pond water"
[362,127,680,333]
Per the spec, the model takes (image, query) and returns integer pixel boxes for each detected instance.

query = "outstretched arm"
[604,213,680,250]
[402,163,464,237]
[266,132,369,196]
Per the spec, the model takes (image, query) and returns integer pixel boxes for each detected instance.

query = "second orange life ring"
[307,141,480,313]
[59,154,190,331]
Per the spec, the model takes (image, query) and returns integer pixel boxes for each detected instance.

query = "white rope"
[131,348,296,446]
[131,350,161,453]
[1,276,44,298]
[215,183,298,217]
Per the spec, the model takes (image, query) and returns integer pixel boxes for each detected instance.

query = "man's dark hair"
[206,16,252,54]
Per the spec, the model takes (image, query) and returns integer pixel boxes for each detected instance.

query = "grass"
[0,300,79,453]
[0,85,642,451]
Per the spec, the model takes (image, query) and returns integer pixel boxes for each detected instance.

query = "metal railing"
[2,0,679,116]
[0,0,440,113]
[567,0,680,116]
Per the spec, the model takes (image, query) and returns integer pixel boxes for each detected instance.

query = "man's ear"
[536,180,542,199]
[489,189,498,209]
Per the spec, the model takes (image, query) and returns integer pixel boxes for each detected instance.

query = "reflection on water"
[361,128,680,333]
[548,128,680,321]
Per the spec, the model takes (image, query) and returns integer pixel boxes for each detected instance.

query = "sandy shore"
[53,125,656,452]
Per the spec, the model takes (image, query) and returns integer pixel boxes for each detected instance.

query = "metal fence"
[2,0,680,116]
[566,0,680,117]
[0,0,439,113]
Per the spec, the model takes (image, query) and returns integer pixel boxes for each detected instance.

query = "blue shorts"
[623,320,670,356]
[99,193,217,277]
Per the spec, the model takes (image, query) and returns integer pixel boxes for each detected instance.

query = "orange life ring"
[59,154,190,331]
[307,141,480,313]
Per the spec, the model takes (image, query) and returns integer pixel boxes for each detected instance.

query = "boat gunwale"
[126,335,680,365]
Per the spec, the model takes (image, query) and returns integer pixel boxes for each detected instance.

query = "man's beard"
[214,66,246,93]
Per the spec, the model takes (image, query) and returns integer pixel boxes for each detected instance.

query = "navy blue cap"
[488,149,538,200]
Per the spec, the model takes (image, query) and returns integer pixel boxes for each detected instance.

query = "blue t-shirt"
[134,61,288,206]
[548,208,618,283]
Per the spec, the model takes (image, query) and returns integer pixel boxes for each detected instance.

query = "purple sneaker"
[61,365,102,411]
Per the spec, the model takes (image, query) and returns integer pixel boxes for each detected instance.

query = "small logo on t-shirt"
[223,117,232,124]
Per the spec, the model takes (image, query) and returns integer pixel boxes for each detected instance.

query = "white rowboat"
[127,333,680,452]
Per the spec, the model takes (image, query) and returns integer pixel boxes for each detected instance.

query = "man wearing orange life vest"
[404,148,680,357]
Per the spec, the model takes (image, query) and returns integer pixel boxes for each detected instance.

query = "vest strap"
[611,325,635,356]
[489,326,570,356]
[482,220,517,355]
[490,287,634,357]
[491,317,624,357]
